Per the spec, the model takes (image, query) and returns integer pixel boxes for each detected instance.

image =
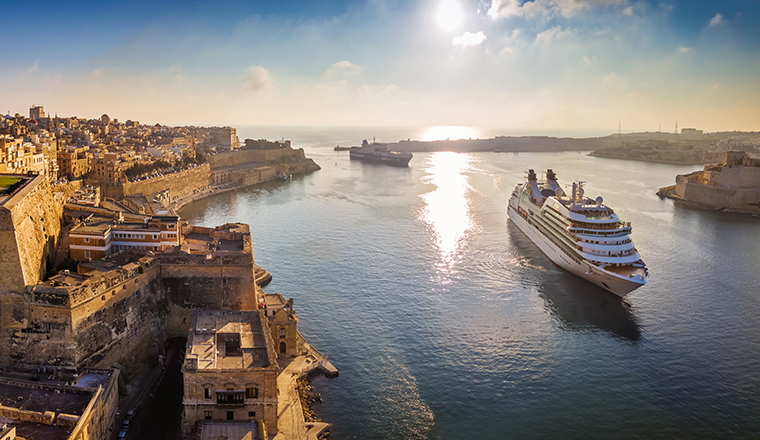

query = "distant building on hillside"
[29,105,45,120]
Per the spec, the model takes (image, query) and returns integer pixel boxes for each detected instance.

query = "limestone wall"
[706,166,760,188]
[206,148,306,170]
[0,176,63,292]
[9,263,164,373]
[676,176,760,208]
[161,254,259,338]
[122,163,211,198]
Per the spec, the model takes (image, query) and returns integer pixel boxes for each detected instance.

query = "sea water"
[180,129,760,439]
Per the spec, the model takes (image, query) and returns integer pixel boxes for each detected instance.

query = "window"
[246,387,258,399]
[279,328,286,339]
[217,391,244,405]
[227,411,234,421]
[204,388,211,399]
[204,411,212,420]
[84,250,90,258]
[84,237,89,243]
[248,411,256,419]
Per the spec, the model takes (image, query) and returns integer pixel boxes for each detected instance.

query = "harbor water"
[180,129,760,439]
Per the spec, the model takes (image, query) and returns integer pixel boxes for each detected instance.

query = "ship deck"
[601,263,647,279]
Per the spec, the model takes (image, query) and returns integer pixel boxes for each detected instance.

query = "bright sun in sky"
[436,0,463,31]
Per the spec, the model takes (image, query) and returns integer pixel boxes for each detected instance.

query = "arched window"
[279,328,285,339]
[279,342,286,354]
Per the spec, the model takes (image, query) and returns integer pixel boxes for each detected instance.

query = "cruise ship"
[349,139,413,166]
[507,169,649,297]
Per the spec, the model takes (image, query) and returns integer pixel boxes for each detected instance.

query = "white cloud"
[622,6,633,16]
[92,67,106,77]
[602,72,618,84]
[453,31,487,47]
[580,55,592,65]
[322,60,362,80]
[244,65,274,93]
[25,60,40,74]
[488,0,628,20]
[535,26,573,45]
[709,13,723,27]
[677,45,693,54]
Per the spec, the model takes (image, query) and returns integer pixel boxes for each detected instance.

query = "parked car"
[118,429,128,438]
[126,408,137,419]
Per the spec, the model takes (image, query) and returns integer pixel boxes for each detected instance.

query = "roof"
[186,311,273,371]
[200,422,259,440]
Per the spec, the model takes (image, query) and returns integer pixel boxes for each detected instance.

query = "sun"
[436,0,463,31]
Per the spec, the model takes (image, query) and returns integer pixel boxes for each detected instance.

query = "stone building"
[57,146,92,180]
[672,150,760,210]
[262,293,303,358]
[181,310,279,439]
[68,213,181,260]
[0,368,119,440]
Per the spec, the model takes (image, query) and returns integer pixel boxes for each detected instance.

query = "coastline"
[169,159,320,214]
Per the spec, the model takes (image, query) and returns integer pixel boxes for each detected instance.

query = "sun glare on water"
[420,151,474,281]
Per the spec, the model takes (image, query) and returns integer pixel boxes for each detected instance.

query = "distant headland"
[378,129,760,165]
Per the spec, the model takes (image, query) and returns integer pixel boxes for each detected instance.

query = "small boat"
[275,171,291,181]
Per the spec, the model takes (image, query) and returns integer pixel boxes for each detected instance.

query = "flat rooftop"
[188,311,271,371]
[200,422,260,440]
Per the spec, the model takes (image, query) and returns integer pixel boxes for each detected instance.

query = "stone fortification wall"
[705,165,760,188]
[161,252,259,338]
[675,175,760,209]
[52,179,84,199]
[122,163,211,198]
[277,158,321,175]
[0,176,63,293]
[8,260,164,373]
[206,147,306,170]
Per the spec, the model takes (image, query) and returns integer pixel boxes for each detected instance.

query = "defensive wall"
[0,175,63,293]
[206,148,306,169]
[668,151,760,211]
[1,224,261,377]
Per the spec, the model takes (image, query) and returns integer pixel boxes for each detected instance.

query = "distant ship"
[507,169,649,297]
[349,139,413,167]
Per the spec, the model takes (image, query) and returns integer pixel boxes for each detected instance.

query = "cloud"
[677,45,693,54]
[92,67,107,77]
[25,60,40,74]
[709,13,723,27]
[322,61,362,80]
[488,0,628,20]
[580,55,592,65]
[535,26,573,45]
[622,6,633,16]
[453,31,487,47]
[244,65,273,93]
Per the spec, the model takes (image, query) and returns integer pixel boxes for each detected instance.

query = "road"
[127,337,186,440]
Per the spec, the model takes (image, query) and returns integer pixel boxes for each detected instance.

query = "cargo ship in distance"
[507,169,649,297]
[349,139,413,166]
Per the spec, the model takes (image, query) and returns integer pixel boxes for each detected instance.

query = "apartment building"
[68,214,181,260]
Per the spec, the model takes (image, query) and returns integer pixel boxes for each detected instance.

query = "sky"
[2,0,759,136]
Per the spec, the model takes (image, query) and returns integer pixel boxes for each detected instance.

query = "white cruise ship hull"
[507,205,645,298]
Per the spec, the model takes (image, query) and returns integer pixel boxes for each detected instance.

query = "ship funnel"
[527,169,543,204]
[546,169,559,193]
